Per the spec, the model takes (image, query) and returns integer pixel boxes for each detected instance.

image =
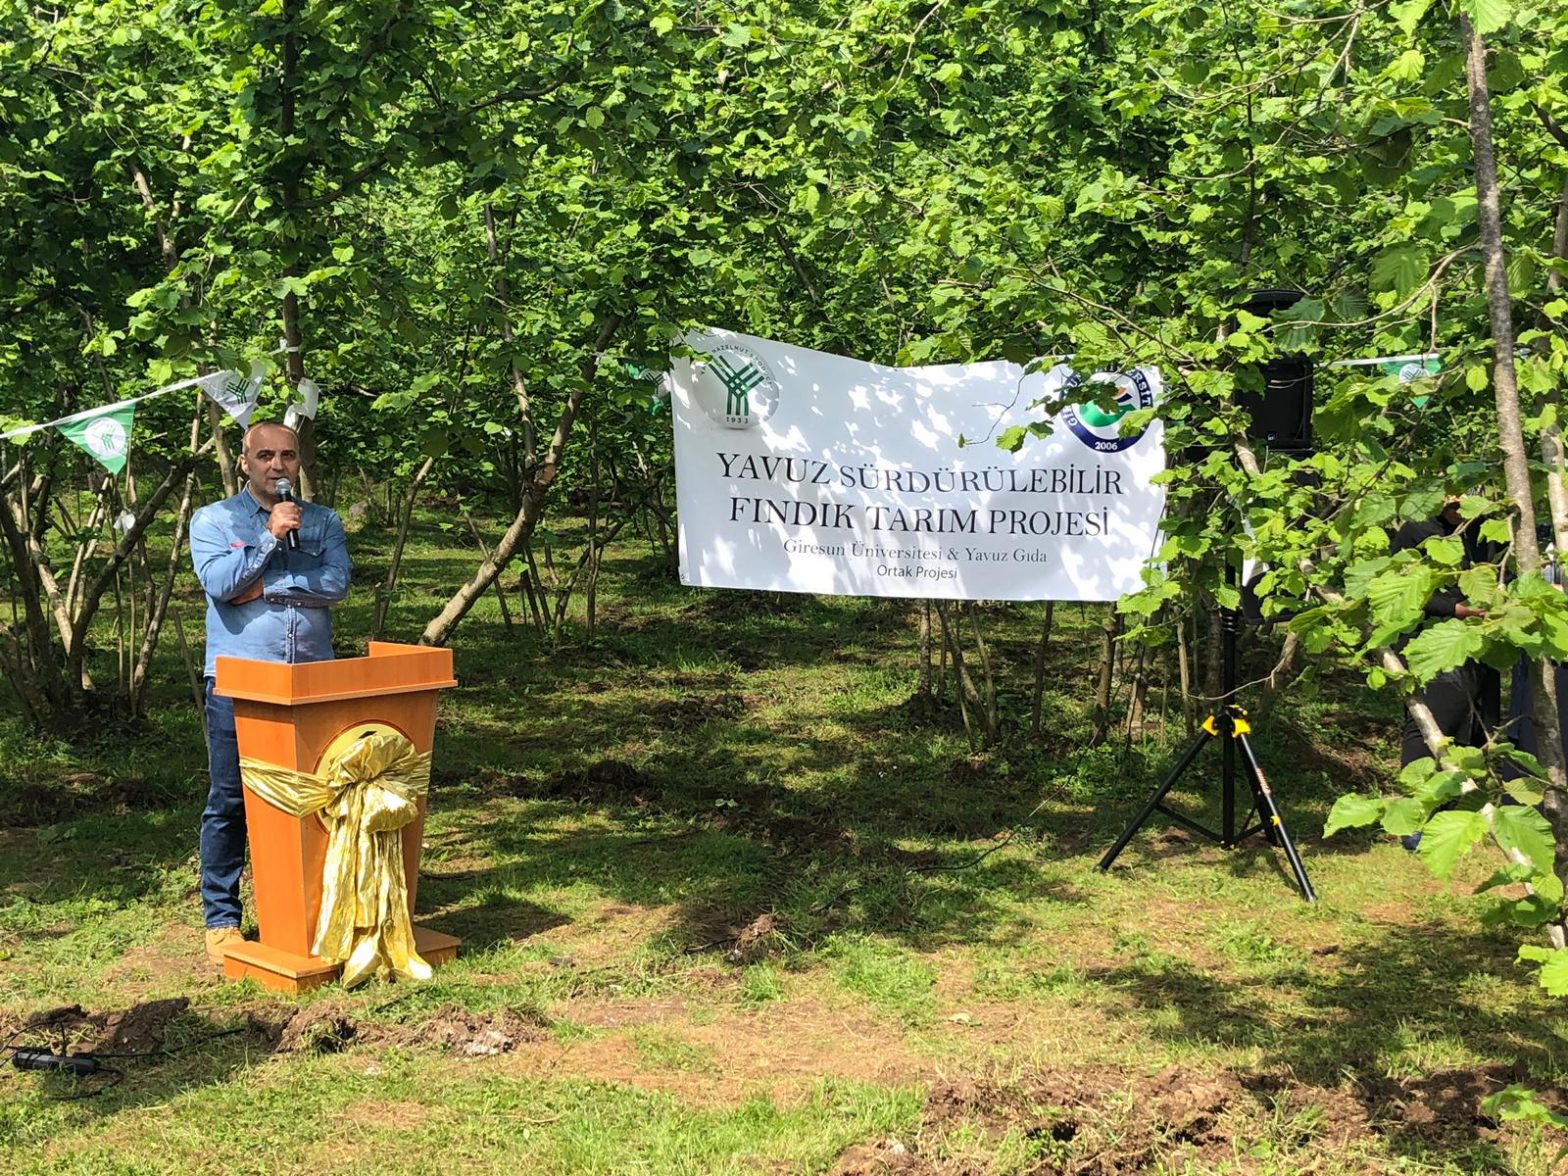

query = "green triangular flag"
[58,402,135,474]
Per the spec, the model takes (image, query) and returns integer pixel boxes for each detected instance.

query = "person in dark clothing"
[1390,499,1498,848]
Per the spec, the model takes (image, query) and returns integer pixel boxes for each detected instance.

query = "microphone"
[274,478,301,551]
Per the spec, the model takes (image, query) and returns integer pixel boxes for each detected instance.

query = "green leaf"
[1416,809,1489,879]
[1481,892,1563,928]
[419,429,449,459]
[1389,0,1434,35]
[1367,565,1435,626]
[1324,794,1384,837]
[1403,619,1484,681]
[1518,945,1568,996]
[1422,536,1464,566]
[1483,1084,1568,1131]
[1379,796,1428,836]
[1491,804,1555,873]
[1386,49,1425,82]
[1397,756,1437,788]
[1459,0,1513,35]
[1371,244,1427,297]
[1499,748,1545,803]
[1474,863,1534,893]
[1411,769,1468,806]
[650,13,674,34]
[1480,517,1513,544]
[1457,564,1497,604]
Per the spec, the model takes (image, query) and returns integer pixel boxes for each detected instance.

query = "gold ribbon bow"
[240,725,433,988]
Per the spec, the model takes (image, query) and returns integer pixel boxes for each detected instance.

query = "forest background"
[6,0,1568,1172]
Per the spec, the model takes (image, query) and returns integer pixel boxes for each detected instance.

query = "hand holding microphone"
[272,478,302,550]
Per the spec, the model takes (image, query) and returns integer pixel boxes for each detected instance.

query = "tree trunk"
[1030,600,1055,738]
[1089,606,1122,746]
[962,602,999,740]
[1124,642,1149,746]
[372,453,437,639]
[419,315,620,646]
[1178,608,1197,735]
[917,600,934,703]
[279,0,317,497]
[933,602,977,743]
[130,405,206,711]
[1463,15,1568,905]
[486,201,538,467]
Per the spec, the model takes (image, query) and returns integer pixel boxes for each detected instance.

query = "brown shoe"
[204,926,245,964]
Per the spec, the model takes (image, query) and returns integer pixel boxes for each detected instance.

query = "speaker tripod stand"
[1096,601,1316,902]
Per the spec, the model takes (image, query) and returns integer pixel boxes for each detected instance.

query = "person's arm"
[263,511,350,607]
[190,506,277,603]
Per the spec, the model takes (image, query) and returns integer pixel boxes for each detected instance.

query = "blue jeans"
[200,678,245,929]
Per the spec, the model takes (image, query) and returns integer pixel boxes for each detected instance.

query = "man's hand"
[268,501,302,542]
[231,580,264,605]
[1455,603,1486,620]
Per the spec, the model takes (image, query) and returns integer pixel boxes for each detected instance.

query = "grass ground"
[2,508,1566,1174]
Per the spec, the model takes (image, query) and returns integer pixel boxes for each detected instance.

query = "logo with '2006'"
[1061,370,1155,453]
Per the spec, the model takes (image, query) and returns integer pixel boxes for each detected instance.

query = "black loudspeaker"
[1236,289,1313,453]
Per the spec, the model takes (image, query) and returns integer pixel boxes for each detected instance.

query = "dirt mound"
[395,1005,551,1055]
[535,758,659,805]
[828,1139,936,1175]
[6,998,191,1057]
[645,692,748,731]
[273,1004,361,1054]
[685,912,783,963]
[920,1064,1248,1174]
[1360,1062,1525,1143]
[267,1002,549,1057]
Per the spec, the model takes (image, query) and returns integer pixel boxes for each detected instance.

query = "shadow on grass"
[1084,918,1553,1165]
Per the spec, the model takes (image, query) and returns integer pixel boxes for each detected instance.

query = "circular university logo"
[691,344,780,430]
[82,416,128,460]
[1062,370,1155,453]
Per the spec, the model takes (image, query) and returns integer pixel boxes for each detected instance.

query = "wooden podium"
[214,641,460,993]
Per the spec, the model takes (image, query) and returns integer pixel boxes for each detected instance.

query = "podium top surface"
[214,642,458,705]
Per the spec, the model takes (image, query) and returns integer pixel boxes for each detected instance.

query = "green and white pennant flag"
[57,401,135,474]
[197,363,264,426]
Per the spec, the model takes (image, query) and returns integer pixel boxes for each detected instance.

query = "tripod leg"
[1236,733,1316,903]
[1097,730,1212,872]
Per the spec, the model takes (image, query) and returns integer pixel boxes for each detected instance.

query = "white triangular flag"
[284,377,320,431]
[198,362,264,427]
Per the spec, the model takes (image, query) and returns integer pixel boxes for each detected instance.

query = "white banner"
[671,330,1166,602]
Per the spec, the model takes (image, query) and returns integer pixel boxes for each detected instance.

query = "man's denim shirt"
[189,487,351,678]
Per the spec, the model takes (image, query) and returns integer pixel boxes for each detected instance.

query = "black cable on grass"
[5,1023,250,1101]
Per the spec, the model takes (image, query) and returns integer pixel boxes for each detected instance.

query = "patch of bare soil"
[829,1139,939,1175]
[839,1060,1561,1174]
[684,912,784,963]
[1279,719,1387,791]
[872,1064,1252,1175]
[538,758,659,805]
[1359,1062,1537,1144]
[644,692,749,732]
[3,998,193,1057]
[260,1001,550,1057]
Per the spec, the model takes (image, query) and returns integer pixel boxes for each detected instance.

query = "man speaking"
[188,422,350,963]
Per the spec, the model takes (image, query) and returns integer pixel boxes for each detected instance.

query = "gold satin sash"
[240,725,433,988]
